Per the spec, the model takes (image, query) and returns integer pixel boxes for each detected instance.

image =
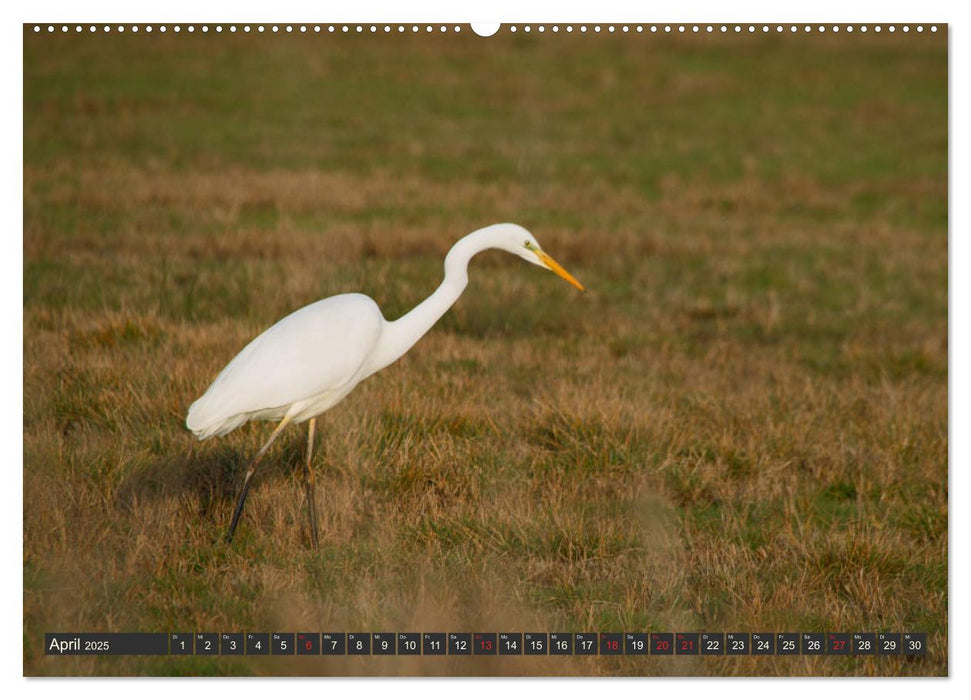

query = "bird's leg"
[226,415,292,543]
[304,418,320,550]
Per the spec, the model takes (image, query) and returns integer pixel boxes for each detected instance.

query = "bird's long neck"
[364,228,496,375]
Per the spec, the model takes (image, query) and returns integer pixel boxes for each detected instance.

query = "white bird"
[186,223,585,546]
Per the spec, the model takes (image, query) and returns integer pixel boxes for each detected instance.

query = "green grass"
[23,27,947,676]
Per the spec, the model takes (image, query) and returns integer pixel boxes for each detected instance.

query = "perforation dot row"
[510,24,938,34]
[31,24,940,35]
[32,25,466,34]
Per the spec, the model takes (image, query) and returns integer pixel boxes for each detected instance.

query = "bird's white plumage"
[186,293,384,439]
[186,223,585,444]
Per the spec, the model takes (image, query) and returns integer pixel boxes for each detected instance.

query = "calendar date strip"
[45,632,927,657]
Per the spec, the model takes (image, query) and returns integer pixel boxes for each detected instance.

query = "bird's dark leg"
[227,415,292,543]
[304,418,320,550]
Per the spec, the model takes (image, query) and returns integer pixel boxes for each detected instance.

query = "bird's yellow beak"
[537,249,586,292]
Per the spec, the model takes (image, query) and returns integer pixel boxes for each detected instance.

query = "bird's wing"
[187,294,384,433]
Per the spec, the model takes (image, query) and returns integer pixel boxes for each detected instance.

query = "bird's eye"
[524,240,531,248]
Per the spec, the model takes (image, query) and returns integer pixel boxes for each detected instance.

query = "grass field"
[23,26,947,676]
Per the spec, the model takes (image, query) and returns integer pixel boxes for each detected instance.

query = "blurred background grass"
[23,26,946,676]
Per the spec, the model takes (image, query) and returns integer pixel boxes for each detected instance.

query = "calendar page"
[23,20,947,678]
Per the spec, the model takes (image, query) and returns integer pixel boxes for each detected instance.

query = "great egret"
[186,223,585,546]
